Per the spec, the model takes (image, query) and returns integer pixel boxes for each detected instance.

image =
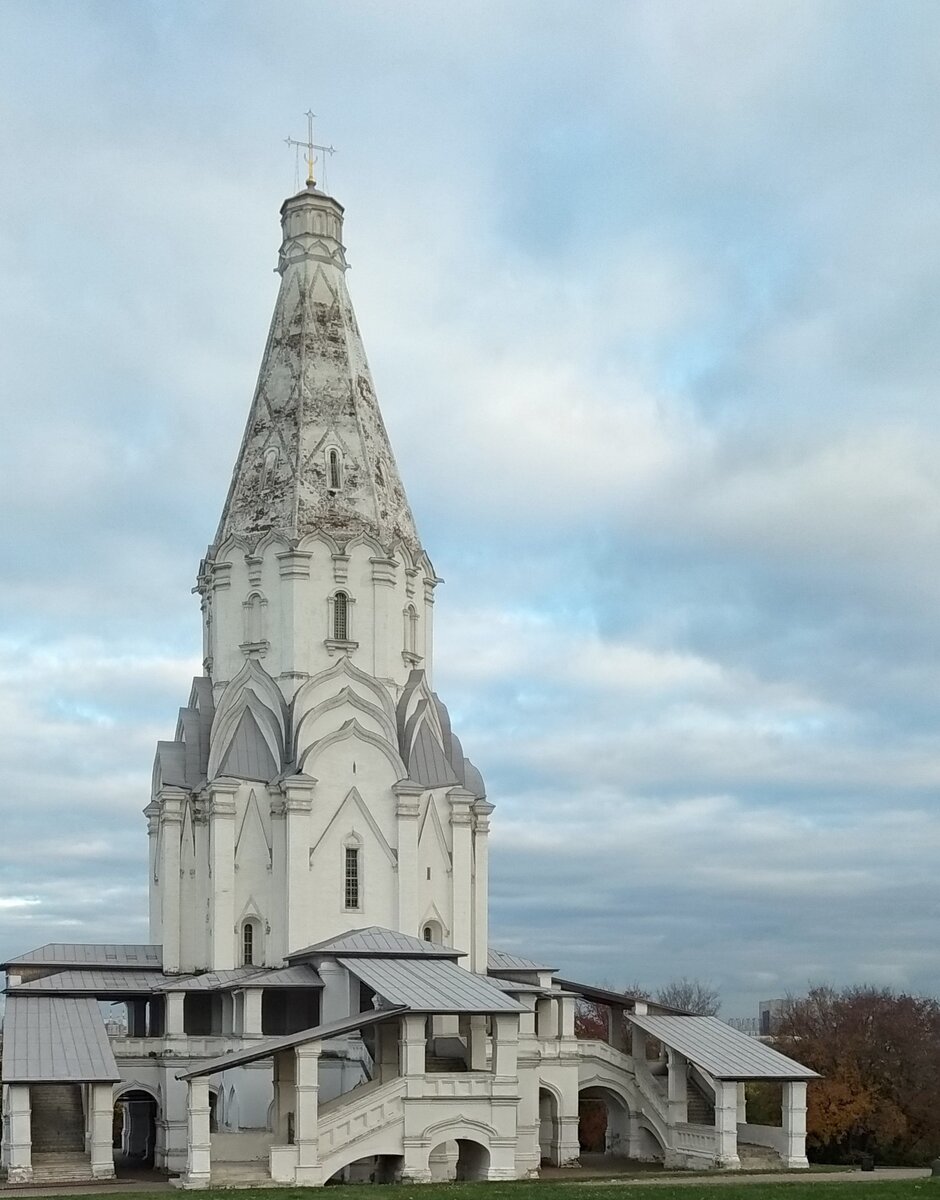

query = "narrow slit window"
[242,922,254,966]
[333,591,349,641]
[328,448,342,490]
[344,846,360,909]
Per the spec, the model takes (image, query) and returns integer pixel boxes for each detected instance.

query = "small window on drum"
[333,591,349,641]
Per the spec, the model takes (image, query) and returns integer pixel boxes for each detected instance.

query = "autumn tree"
[656,977,720,1016]
[775,985,940,1165]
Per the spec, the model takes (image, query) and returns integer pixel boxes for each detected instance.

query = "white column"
[282,776,315,954]
[782,1081,809,1168]
[558,995,577,1041]
[714,1080,740,1168]
[166,990,186,1036]
[667,1050,689,1126]
[394,783,422,935]
[5,1085,32,1184]
[400,1013,427,1080]
[208,780,238,970]
[158,788,186,973]
[276,549,312,677]
[242,988,263,1037]
[269,798,287,963]
[536,996,558,1040]
[464,1014,487,1070]
[272,1050,295,1144]
[492,1014,519,1078]
[448,788,475,959]
[294,1043,321,1185]
[89,1083,115,1179]
[376,1020,400,1082]
[471,801,493,972]
[422,576,438,685]
[184,1078,212,1188]
[145,801,161,942]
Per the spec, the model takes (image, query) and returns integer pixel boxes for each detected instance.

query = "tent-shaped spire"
[215,183,420,554]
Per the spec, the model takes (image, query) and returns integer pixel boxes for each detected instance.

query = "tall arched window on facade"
[327,448,342,491]
[333,591,349,641]
[344,844,361,910]
[242,921,255,966]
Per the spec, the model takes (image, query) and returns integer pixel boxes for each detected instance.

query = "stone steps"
[30,1152,96,1184]
[738,1142,785,1170]
[426,1055,467,1073]
[30,1085,86,1153]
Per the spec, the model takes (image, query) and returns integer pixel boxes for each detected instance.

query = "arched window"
[344,845,361,910]
[327,448,343,491]
[242,921,254,966]
[333,591,349,641]
[423,926,433,942]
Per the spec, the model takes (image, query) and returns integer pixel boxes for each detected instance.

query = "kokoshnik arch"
[0,166,818,1188]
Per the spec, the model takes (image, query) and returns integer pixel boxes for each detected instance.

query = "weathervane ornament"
[285,109,335,188]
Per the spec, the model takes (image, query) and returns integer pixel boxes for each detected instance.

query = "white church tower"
[147,180,492,977]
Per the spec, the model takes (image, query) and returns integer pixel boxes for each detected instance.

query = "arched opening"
[333,591,349,641]
[113,1089,158,1169]
[403,604,419,655]
[327,447,343,491]
[421,920,443,944]
[578,1085,635,1163]
[538,1086,560,1165]
[428,1138,490,1182]
[241,917,261,966]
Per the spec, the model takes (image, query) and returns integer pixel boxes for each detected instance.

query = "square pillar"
[208,781,238,970]
[492,1014,519,1078]
[737,1081,747,1125]
[183,1077,212,1188]
[242,988,264,1037]
[294,1042,321,1185]
[4,1084,32,1184]
[536,996,558,1040]
[89,1083,115,1179]
[667,1050,689,1126]
[468,1015,489,1070]
[273,1050,295,1144]
[783,1082,809,1168]
[166,990,185,1036]
[558,995,576,1040]
[714,1080,740,1168]
[394,783,422,936]
[400,1013,427,1078]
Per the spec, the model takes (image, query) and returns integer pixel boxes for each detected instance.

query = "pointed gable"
[219,710,278,782]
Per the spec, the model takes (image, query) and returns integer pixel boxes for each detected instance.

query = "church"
[0,162,818,1187]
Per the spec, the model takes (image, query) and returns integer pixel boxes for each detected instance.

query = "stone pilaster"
[182,1078,211,1188]
[394,781,423,935]
[157,787,186,974]
[471,800,493,972]
[294,1043,322,1185]
[448,787,475,959]
[783,1081,809,1168]
[714,1080,740,1168]
[370,556,398,682]
[89,1083,115,1179]
[207,779,239,970]
[4,1085,31,1184]
[282,775,316,953]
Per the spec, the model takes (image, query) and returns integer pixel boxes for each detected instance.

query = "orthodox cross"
[285,110,335,188]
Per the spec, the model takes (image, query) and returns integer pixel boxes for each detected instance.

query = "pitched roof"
[178,1007,408,1080]
[7,970,172,996]
[287,926,462,961]
[2,996,121,1083]
[154,968,265,992]
[628,1014,820,1081]
[488,948,556,973]
[339,956,525,1014]
[3,943,161,969]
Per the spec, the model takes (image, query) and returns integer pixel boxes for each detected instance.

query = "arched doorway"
[113,1089,158,1169]
[427,1137,490,1182]
[578,1085,632,1159]
[539,1086,560,1165]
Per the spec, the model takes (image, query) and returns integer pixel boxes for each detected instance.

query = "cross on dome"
[284,108,335,188]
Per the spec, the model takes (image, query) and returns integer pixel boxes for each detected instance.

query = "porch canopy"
[337,956,525,1014]
[628,1013,820,1081]
[2,995,121,1083]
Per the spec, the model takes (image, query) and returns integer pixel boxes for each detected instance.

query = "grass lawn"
[15,1181,937,1200]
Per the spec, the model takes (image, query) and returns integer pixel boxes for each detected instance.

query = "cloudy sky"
[3,1,940,1014]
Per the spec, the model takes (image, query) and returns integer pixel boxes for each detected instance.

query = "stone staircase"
[687,1078,715,1126]
[27,1085,96,1184]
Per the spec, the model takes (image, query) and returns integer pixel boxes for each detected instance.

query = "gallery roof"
[628,1013,821,1081]
[339,956,525,1014]
[2,996,121,1083]
[487,947,556,973]
[7,969,171,997]
[2,943,162,970]
[286,926,462,961]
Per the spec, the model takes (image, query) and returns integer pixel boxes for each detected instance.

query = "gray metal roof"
[3,943,162,969]
[488,948,556,972]
[2,996,121,1083]
[154,967,264,992]
[287,926,462,961]
[178,1007,408,1080]
[628,1014,820,1081]
[237,964,323,989]
[8,970,173,996]
[339,956,525,1014]
[486,975,551,996]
